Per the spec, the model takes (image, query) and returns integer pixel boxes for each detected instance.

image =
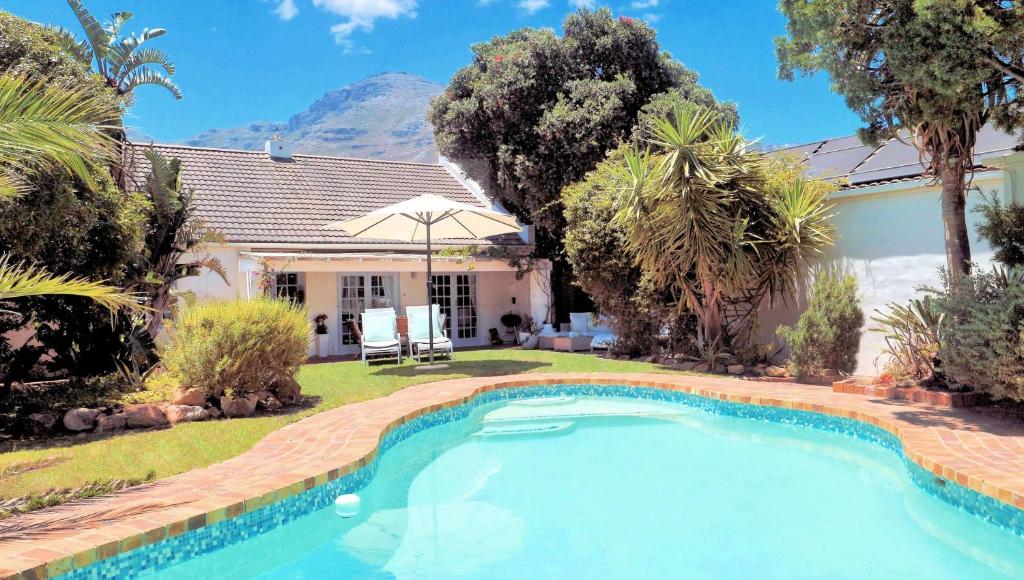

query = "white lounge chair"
[353,308,402,365]
[406,304,454,362]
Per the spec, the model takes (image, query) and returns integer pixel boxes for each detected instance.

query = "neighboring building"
[126,141,549,357]
[764,126,1024,374]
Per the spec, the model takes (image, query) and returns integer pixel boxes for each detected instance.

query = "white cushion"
[591,333,617,349]
[569,312,592,335]
[364,340,400,348]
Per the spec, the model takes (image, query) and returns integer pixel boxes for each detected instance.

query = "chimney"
[265,135,294,160]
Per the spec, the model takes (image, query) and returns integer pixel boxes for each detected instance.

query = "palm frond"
[120,68,182,100]
[44,25,93,64]
[0,75,119,198]
[111,48,176,84]
[0,254,141,312]
[65,0,111,71]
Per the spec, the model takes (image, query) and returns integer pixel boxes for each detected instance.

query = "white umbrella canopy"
[324,194,521,241]
[324,194,522,367]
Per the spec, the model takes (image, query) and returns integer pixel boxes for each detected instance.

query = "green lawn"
[0,350,686,499]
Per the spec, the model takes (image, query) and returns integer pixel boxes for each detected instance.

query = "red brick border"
[1,372,1023,579]
[832,378,983,408]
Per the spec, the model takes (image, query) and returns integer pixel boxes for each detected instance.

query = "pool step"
[508,396,577,407]
[473,421,576,438]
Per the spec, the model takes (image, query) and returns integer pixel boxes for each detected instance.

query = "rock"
[677,362,699,371]
[63,408,100,432]
[124,404,169,428]
[95,413,127,433]
[727,364,746,375]
[27,412,57,435]
[692,363,710,373]
[164,405,209,424]
[172,387,206,407]
[617,354,631,361]
[220,395,258,418]
[207,405,222,419]
[712,365,727,374]
[256,391,283,411]
[270,378,302,406]
[896,379,915,388]
[765,366,788,378]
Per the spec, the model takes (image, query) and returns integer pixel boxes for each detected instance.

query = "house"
[764,126,1024,374]
[126,141,550,357]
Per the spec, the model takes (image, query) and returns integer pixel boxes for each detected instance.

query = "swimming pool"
[63,385,1024,579]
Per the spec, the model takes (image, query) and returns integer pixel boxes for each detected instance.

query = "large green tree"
[429,8,731,320]
[776,0,1024,289]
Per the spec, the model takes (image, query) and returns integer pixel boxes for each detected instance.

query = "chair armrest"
[348,319,363,344]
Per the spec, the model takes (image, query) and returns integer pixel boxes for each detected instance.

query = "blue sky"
[6,0,863,147]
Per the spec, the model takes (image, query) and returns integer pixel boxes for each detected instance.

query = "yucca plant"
[50,1,181,100]
[613,98,835,349]
[871,296,944,381]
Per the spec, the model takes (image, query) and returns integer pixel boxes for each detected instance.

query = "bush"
[976,193,1024,269]
[933,269,1024,401]
[777,270,864,377]
[160,300,310,398]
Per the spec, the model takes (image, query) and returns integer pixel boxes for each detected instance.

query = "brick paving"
[2,372,1023,579]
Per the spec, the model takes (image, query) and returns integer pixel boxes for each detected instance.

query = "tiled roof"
[123,143,525,246]
[772,125,1021,188]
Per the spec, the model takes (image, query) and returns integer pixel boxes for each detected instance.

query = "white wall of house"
[761,167,1014,375]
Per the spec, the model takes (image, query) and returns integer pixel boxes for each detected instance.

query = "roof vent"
[265,135,294,160]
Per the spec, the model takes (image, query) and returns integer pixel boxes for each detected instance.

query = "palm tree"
[50,1,181,100]
[0,74,139,311]
[614,100,834,351]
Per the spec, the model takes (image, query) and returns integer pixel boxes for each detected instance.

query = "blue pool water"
[128,394,1024,579]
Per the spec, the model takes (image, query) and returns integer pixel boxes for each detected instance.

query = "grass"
[0,349,685,499]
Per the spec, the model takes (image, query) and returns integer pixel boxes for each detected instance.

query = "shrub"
[777,270,864,377]
[933,269,1024,401]
[976,193,1024,269]
[160,300,310,398]
[870,296,943,382]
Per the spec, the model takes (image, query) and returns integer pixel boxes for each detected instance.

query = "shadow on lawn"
[371,359,551,378]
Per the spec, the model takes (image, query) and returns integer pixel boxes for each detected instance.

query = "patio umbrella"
[325,193,521,367]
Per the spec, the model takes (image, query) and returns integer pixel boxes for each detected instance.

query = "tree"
[429,8,731,320]
[0,13,146,381]
[612,100,835,351]
[51,0,182,100]
[0,75,138,311]
[132,149,225,340]
[776,1,1024,289]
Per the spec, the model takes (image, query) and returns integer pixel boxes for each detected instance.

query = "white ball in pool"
[334,494,361,518]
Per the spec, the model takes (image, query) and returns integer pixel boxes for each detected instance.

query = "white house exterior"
[763,126,1024,374]
[127,142,550,357]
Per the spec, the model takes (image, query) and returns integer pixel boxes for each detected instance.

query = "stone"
[677,361,699,372]
[164,405,209,424]
[256,392,283,411]
[172,387,206,407]
[726,364,746,375]
[220,395,258,418]
[765,365,788,378]
[207,405,222,419]
[617,354,631,361]
[124,404,169,428]
[27,412,57,435]
[95,413,127,433]
[692,363,710,373]
[63,408,100,432]
[270,379,302,406]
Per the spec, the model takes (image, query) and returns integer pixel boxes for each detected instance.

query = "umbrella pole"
[426,219,435,366]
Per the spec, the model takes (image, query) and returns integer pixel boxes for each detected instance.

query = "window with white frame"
[274,272,305,304]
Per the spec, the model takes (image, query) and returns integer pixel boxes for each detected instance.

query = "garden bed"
[831,378,982,408]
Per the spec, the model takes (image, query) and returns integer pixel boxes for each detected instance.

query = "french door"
[431,274,478,345]
[338,274,399,349]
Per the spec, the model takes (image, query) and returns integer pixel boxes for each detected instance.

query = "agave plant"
[871,296,944,381]
[50,1,181,100]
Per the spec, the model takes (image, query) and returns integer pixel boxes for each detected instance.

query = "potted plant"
[314,313,329,358]
[519,314,540,349]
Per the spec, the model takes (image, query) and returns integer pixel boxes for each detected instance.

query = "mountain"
[184,72,443,162]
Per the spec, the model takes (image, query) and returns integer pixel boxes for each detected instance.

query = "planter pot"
[521,334,540,349]
[518,331,531,345]
[316,334,329,358]
[541,323,555,335]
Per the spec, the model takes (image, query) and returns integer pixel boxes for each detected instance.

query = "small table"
[551,335,593,352]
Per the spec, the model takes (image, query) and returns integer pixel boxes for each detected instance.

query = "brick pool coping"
[2,372,1024,579]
